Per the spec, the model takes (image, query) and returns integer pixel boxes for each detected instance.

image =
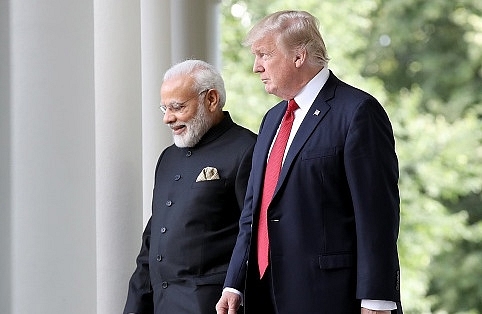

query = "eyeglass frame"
[160,89,209,114]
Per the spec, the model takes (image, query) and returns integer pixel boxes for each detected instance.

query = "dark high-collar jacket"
[124,112,256,314]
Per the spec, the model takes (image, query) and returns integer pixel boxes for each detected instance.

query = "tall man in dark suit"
[216,10,402,314]
[124,59,256,314]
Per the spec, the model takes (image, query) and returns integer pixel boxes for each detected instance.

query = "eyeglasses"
[160,89,209,114]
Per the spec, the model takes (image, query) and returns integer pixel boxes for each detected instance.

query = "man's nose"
[253,58,263,73]
[162,111,175,124]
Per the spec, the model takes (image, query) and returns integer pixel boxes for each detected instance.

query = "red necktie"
[257,99,298,278]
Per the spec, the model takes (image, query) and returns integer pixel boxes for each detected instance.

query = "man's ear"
[206,89,220,112]
[294,48,307,68]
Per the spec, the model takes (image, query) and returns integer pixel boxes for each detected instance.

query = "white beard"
[171,103,213,148]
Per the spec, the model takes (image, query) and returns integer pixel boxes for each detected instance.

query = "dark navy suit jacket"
[224,72,402,313]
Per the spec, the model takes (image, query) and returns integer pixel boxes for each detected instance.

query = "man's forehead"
[251,36,277,52]
[161,75,194,96]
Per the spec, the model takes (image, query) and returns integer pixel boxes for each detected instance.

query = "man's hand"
[215,290,241,314]
[361,308,391,314]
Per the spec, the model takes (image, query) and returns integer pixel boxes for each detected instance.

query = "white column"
[141,0,173,224]
[9,0,97,313]
[0,0,12,312]
[1,0,220,313]
[93,1,144,313]
[171,0,221,69]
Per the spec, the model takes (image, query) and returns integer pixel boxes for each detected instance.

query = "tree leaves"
[220,1,482,312]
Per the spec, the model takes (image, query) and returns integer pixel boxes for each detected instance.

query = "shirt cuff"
[361,299,397,310]
[223,287,244,306]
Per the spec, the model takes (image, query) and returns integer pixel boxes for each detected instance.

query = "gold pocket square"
[196,167,220,182]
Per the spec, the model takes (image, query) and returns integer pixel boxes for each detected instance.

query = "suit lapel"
[251,103,286,212]
[274,72,338,197]
[257,104,285,166]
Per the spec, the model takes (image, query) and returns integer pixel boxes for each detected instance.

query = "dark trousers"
[245,265,278,314]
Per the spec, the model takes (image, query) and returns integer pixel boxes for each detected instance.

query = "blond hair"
[244,10,329,68]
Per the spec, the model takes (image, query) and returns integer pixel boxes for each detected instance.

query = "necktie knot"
[287,99,299,114]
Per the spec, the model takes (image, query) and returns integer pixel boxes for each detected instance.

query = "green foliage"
[428,231,482,313]
[220,0,279,132]
[220,1,482,312]
[358,0,482,120]
[390,87,482,312]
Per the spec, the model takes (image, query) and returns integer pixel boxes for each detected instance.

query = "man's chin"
[265,85,276,96]
[173,135,188,148]
[173,134,199,148]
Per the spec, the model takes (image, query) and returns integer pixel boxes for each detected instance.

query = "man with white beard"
[124,59,257,314]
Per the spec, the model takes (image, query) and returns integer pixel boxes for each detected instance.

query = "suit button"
[162,281,168,289]
[186,150,192,157]
[156,255,162,261]
[160,227,167,233]
[174,174,181,181]
[165,200,172,206]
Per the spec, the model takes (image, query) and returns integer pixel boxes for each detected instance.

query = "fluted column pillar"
[0,0,12,312]
[7,1,97,313]
[141,0,173,224]
[0,0,221,313]
[171,0,221,68]
[94,1,143,313]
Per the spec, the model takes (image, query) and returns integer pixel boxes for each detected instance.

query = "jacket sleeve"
[234,143,256,211]
[224,115,268,291]
[344,97,401,302]
[123,218,154,314]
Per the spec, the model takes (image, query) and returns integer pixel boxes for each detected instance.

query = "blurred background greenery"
[219,0,482,313]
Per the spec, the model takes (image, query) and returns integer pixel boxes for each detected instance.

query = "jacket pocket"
[193,271,227,286]
[301,146,337,160]
[318,253,354,269]
[191,178,227,189]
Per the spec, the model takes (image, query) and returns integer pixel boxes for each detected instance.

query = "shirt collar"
[293,66,330,112]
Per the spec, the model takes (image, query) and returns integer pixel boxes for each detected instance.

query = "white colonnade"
[0,0,220,313]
